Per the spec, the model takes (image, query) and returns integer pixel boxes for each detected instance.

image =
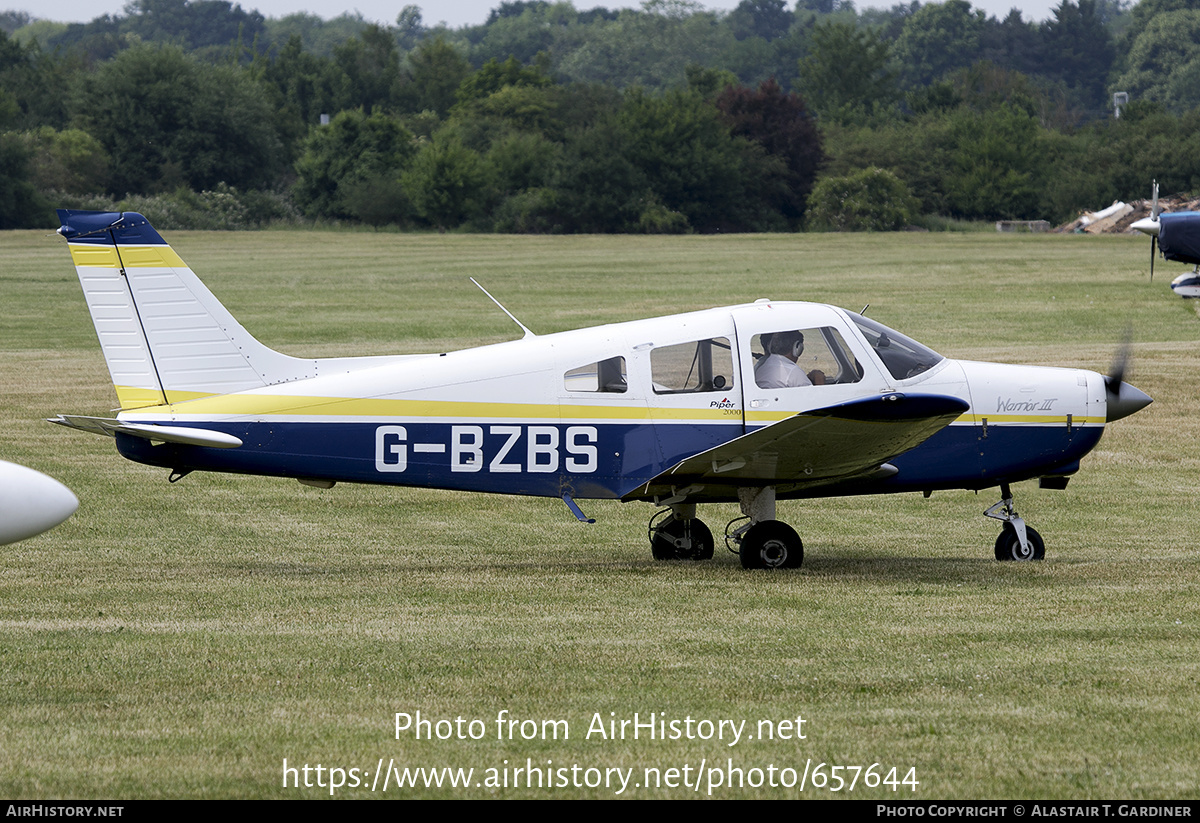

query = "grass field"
[1,228,1197,799]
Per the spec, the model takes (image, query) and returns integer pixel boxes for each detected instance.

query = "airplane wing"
[623,393,969,502]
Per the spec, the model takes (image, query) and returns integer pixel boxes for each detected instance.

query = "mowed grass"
[1,228,1197,799]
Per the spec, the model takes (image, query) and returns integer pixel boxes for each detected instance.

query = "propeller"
[1130,180,1161,281]
[1151,181,1161,281]
[1103,334,1153,422]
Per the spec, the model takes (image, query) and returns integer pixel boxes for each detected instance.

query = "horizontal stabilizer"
[49,415,242,448]
[624,393,967,501]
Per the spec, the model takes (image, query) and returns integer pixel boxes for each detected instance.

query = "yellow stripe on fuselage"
[956,412,1106,426]
[116,387,1107,427]
[69,244,187,269]
[744,409,1106,426]
[122,390,738,423]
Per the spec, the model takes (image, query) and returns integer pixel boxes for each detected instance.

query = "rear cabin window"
[651,337,734,394]
[564,356,627,393]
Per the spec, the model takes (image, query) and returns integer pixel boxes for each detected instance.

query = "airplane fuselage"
[109,301,1108,503]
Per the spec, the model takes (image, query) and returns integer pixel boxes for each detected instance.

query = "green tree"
[1118,0,1199,55]
[0,29,72,130]
[0,11,33,35]
[333,24,403,112]
[473,2,575,66]
[255,34,346,162]
[795,20,897,124]
[556,1,734,89]
[449,58,561,145]
[406,37,471,116]
[944,103,1044,219]
[402,133,489,230]
[1038,0,1115,109]
[20,126,110,193]
[0,86,45,227]
[293,108,416,220]
[979,9,1040,77]
[555,117,647,232]
[807,167,920,230]
[1116,9,1200,111]
[395,5,426,50]
[892,0,987,88]
[727,0,793,41]
[457,56,553,105]
[616,87,786,231]
[0,131,44,227]
[263,12,369,57]
[122,0,266,51]
[73,45,282,194]
[716,78,824,225]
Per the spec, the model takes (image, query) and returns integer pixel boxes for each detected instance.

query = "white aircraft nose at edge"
[0,460,79,545]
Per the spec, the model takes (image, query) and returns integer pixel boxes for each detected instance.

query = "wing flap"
[624,393,967,501]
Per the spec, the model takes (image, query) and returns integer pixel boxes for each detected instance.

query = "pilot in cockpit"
[755,330,826,389]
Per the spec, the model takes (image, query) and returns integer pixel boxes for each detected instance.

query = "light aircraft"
[51,210,1152,569]
[0,460,78,545]
[1132,210,1200,298]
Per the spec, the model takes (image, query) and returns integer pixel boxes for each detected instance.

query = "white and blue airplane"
[51,210,1151,569]
[1132,209,1200,298]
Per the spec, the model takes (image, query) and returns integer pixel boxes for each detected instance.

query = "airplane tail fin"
[57,210,315,410]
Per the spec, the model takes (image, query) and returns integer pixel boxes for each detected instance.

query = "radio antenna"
[471,278,535,338]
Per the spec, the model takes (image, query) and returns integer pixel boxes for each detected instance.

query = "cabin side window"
[651,337,734,394]
[752,327,864,388]
[564,356,627,393]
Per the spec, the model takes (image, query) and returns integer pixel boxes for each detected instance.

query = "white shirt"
[754,354,811,388]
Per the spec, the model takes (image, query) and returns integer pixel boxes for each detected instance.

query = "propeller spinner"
[1103,339,1152,422]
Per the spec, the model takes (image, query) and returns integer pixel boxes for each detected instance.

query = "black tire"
[650,518,715,560]
[739,520,803,570]
[994,524,1045,561]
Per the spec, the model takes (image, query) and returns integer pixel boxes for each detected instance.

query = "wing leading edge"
[623,393,969,502]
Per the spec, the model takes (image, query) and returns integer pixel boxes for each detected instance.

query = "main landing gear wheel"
[650,517,715,560]
[994,524,1045,561]
[739,520,803,570]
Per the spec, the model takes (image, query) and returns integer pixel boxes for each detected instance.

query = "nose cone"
[1106,381,1153,422]
[0,461,79,545]
[1131,217,1160,237]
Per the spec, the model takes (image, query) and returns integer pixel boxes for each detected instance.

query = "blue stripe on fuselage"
[114,420,741,499]
[113,418,1103,499]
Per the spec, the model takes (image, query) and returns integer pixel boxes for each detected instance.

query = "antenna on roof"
[471,278,535,339]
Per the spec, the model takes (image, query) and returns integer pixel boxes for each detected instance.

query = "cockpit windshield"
[849,314,943,381]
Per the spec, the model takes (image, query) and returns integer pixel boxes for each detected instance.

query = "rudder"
[57,210,315,410]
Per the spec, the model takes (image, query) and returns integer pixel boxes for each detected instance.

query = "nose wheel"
[985,483,1045,561]
[994,523,1045,561]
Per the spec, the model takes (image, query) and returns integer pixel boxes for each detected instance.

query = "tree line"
[2,0,1199,232]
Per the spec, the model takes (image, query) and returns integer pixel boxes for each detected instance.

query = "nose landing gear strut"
[985,482,1045,561]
